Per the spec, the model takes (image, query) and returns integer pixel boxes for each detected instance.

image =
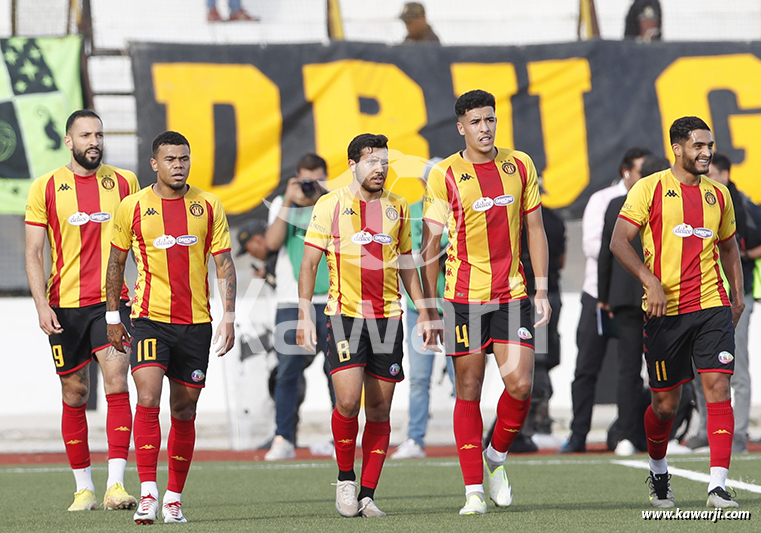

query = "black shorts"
[49,301,131,375]
[644,306,735,392]
[326,315,405,382]
[130,318,212,388]
[443,299,534,356]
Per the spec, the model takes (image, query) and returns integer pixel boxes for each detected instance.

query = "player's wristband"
[105,310,121,325]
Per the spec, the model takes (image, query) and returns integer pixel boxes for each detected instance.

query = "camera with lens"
[300,179,318,197]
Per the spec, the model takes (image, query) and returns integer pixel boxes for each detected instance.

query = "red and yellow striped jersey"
[111,185,231,325]
[618,169,735,315]
[25,165,139,308]
[304,186,412,318]
[422,148,541,303]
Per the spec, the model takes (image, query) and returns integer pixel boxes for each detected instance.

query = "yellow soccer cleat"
[104,482,137,510]
[68,489,98,511]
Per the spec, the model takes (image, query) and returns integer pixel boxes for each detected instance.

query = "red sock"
[133,405,161,483]
[62,401,90,469]
[644,405,673,461]
[706,399,733,469]
[490,391,530,453]
[106,392,132,461]
[167,416,196,493]
[454,398,483,485]
[332,409,359,473]
[360,421,390,490]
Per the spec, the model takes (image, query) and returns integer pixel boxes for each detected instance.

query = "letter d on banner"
[153,63,282,214]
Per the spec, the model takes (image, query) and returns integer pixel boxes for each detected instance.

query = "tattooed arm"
[106,245,131,352]
[212,250,237,356]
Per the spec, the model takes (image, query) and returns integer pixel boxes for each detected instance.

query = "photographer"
[263,153,335,460]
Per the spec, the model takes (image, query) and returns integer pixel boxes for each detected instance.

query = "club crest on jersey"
[89,212,111,223]
[502,161,517,174]
[693,227,714,239]
[373,233,393,245]
[672,223,693,238]
[351,231,373,245]
[472,197,494,212]
[68,212,90,226]
[176,235,199,246]
[385,206,399,221]
[389,363,401,376]
[189,203,204,217]
[517,327,532,340]
[494,194,515,206]
[101,176,115,190]
[154,234,176,249]
[191,369,206,382]
[718,351,734,364]
[705,190,717,205]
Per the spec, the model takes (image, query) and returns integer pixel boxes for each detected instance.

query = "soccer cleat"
[391,438,426,459]
[133,494,159,524]
[707,487,739,508]
[163,501,188,523]
[333,480,359,517]
[358,496,386,517]
[68,489,98,511]
[264,435,296,461]
[459,493,487,515]
[647,472,675,508]
[103,482,137,510]
[483,453,513,507]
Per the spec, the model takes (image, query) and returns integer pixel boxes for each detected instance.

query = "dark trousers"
[569,292,614,440]
[614,306,647,449]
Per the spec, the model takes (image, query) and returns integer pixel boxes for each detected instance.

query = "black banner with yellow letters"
[131,40,761,219]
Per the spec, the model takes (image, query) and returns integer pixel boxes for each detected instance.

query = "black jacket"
[598,195,643,311]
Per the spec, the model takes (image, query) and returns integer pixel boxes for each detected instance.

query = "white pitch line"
[613,459,761,494]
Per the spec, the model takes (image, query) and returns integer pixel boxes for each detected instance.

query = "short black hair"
[619,147,652,175]
[454,90,496,118]
[639,154,670,178]
[711,152,731,173]
[65,109,101,134]
[152,131,190,157]
[347,133,388,164]
[297,153,328,174]
[669,116,711,145]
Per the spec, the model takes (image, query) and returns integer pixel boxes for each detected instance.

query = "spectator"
[560,147,651,453]
[264,153,335,461]
[236,218,270,280]
[207,0,258,22]
[399,2,440,44]
[624,0,661,41]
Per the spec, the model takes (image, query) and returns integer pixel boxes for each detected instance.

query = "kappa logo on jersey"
[472,197,494,212]
[176,235,199,246]
[718,351,734,364]
[144,207,159,216]
[502,161,516,174]
[494,194,515,206]
[153,234,176,249]
[89,212,111,223]
[351,231,373,245]
[343,208,357,216]
[705,190,717,205]
[385,206,399,221]
[459,173,474,182]
[58,183,71,191]
[665,190,679,198]
[672,223,694,238]
[67,212,90,226]
[101,176,115,190]
[189,203,205,217]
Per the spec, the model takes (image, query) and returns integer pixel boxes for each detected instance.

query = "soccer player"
[105,131,236,524]
[611,116,743,509]
[25,109,139,512]
[296,133,435,518]
[421,89,551,515]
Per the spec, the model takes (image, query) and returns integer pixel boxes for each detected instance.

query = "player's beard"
[72,145,102,171]
[361,173,385,194]
[683,153,711,176]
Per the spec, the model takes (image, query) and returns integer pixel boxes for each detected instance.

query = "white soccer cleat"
[459,493,487,515]
[163,500,188,523]
[391,438,426,459]
[358,496,386,517]
[133,494,159,524]
[483,453,513,507]
[334,480,359,517]
[265,435,296,461]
